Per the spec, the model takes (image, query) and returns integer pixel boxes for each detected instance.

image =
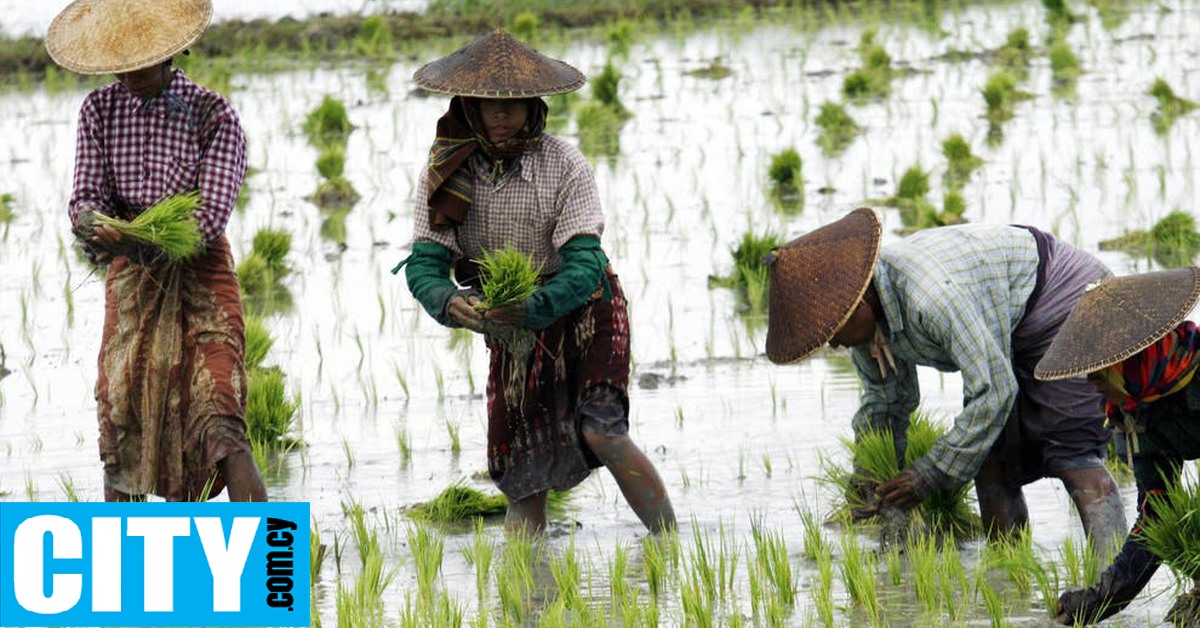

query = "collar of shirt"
[872,257,906,337]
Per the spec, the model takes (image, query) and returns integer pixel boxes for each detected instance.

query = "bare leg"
[1055,466,1126,558]
[974,451,1029,540]
[505,491,548,536]
[583,432,676,534]
[217,451,268,502]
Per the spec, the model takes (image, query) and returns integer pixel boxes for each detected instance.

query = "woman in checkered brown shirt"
[48,0,266,502]
[399,31,676,534]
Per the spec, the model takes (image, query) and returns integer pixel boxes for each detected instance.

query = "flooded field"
[1,0,1199,626]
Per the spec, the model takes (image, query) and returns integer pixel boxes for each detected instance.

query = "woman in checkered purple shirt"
[48,0,266,502]
[399,31,676,535]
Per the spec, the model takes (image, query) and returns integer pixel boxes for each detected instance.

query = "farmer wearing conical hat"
[50,0,264,501]
[766,209,1125,546]
[396,30,675,534]
[1035,268,1200,626]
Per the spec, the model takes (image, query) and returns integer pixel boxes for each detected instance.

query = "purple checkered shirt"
[68,69,247,242]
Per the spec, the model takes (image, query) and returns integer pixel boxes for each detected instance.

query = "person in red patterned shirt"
[48,0,266,502]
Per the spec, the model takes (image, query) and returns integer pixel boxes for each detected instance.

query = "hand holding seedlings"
[448,295,484,332]
[876,468,925,509]
[484,301,527,325]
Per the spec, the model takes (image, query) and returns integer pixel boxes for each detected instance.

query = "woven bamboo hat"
[766,207,883,365]
[1035,267,1200,380]
[46,0,211,75]
[413,29,585,98]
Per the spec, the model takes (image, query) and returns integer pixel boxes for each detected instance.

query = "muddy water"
[2,0,1198,625]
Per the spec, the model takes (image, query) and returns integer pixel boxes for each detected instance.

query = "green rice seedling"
[593,61,628,115]
[750,524,796,608]
[939,539,968,619]
[1149,78,1197,128]
[342,499,381,565]
[885,544,902,586]
[609,541,631,606]
[982,71,1028,122]
[245,367,298,448]
[445,419,461,455]
[0,193,13,238]
[310,175,360,210]
[550,536,582,609]
[335,544,394,628]
[767,148,803,207]
[942,192,967,224]
[353,15,393,58]
[813,543,835,628]
[977,572,1009,628]
[906,532,940,613]
[798,507,828,561]
[463,518,494,609]
[407,521,445,605]
[942,134,983,187]
[474,245,541,311]
[815,101,860,155]
[606,20,635,57]
[1150,211,1200,267]
[710,231,780,315]
[1060,535,1085,588]
[316,146,346,181]
[641,533,669,600]
[839,529,880,624]
[509,12,539,42]
[90,192,204,263]
[989,529,1061,618]
[1138,471,1200,612]
[244,315,272,371]
[395,425,412,463]
[897,165,930,201]
[679,565,715,628]
[303,95,353,148]
[56,474,79,502]
[995,27,1032,70]
[252,227,290,275]
[497,533,536,623]
[310,520,326,583]
[406,481,507,522]
[1042,0,1077,27]
[1048,40,1081,83]
[576,101,625,159]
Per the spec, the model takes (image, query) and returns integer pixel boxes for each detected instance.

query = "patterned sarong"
[96,236,250,500]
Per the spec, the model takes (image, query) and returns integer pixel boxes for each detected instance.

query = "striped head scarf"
[425,96,548,231]
[1102,321,1200,423]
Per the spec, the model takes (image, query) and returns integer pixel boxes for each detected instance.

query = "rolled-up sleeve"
[909,286,1018,490]
[68,95,114,225]
[195,106,247,242]
[550,144,604,250]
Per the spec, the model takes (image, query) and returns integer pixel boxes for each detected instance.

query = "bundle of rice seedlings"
[245,367,299,448]
[91,192,204,263]
[820,411,981,541]
[244,314,273,371]
[475,246,542,311]
[1150,78,1198,134]
[406,481,574,523]
[1137,472,1200,626]
[1042,0,1078,27]
[815,101,861,155]
[576,101,625,158]
[982,71,1029,122]
[237,227,293,311]
[767,148,803,194]
[1099,211,1200,268]
[592,61,629,115]
[995,27,1032,69]
[302,95,353,148]
[251,228,292,276]
[510,11,540,42]
[316,146,346,181]
[942,134,984,187]
[843,32,893,100]
[710,231,781,315]
[1048,41,1081,83]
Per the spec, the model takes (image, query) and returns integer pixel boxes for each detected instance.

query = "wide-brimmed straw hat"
[413,29,585,98]
[765,208,883,364]
[46,0,211,75]
[1035,267,1200,380]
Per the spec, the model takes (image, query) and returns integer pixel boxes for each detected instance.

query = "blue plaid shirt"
[850,224,1040,490]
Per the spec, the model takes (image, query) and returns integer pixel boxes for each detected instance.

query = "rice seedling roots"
[1164,586,1200,628]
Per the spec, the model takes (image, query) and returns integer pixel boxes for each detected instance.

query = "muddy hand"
[877,468,925,509]
[484,300,527,326]
[448,295,484,332]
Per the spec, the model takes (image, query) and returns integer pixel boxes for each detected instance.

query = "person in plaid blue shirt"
[766,209,1125,547]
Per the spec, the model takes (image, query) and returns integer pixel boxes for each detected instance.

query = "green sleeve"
[524,235,611,329]
[393,242,465,327]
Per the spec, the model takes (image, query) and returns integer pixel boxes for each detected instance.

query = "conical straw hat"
[46,0,212,75]
[1035,267,1200,380]
[414,29,585,98]
[766,208,882,365]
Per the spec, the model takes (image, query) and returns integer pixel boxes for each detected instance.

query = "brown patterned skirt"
[486,272,631,501]
[96,236,250,501]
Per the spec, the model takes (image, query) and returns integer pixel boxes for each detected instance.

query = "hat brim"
[46,0,212,75]
[1035,267,1200,380]
[766,207,883,364]
[413,29,585,99]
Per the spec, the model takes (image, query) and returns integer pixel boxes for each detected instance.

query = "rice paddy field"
[2,0,1200,626]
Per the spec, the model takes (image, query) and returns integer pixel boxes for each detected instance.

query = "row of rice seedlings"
[238,227,293,315]
[939,538,969,620]
[750,519,796,609]
[987,528,1062,619]
[550,535,583,611]
[1138,469,1200,625]
[906,532,941,613]
[838,528,880,625]
[812,542,835,628]
[244,308,300,454]
[407,520,446,606]
[496,532,537,623]
[335,502,394,628]
[463,518,494,610]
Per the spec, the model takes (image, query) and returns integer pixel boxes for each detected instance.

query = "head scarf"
[425,96,548,231]
[1102,321,1200,422]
